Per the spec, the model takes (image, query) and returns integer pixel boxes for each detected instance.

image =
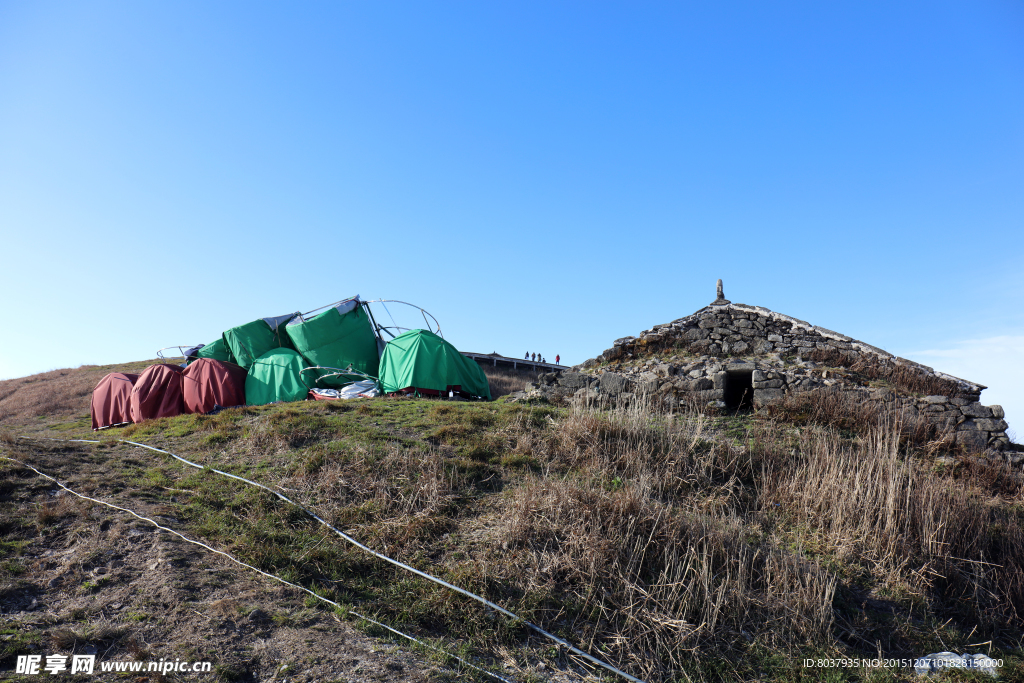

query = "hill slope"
[1,360,1023,682]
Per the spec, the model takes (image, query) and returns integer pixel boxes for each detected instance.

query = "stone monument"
[711,279,731,306]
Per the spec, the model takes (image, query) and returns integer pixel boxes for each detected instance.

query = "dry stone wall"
[523,301,1012,458]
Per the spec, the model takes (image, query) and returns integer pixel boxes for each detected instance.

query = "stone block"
[601,347,624,361]
[713,371,727,390]
[599,372,630,394]
[767,334,784,343]
[991,405,1005,419]
[640,380,660,394]
[922,395,948,405]
[684,327,707,341]
[752,369,766,382]
[956,429,988,452]
[960,403,992,419]
[557,372,588,389]
[753,388,785,406]
[697,389,724,402]
[734,319,753,328]
[974,419,1009,432]
[732,341,750,354]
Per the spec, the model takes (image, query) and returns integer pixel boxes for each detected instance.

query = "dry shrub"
[763,387,955,448]
[807,348,967,398]
[760,422,1024,627]
[501,486,836,681]
[481,366,541,398]
[496,402,837,681]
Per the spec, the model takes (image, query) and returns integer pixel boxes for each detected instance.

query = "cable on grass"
[16,435,648,683]
[0,454,513,683]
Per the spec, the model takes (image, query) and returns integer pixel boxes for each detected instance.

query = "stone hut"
[525,281,1012,457]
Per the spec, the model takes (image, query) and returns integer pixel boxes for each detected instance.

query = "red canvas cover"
[182,359,247,414]
[129,364,185,423]
[308,391,337,401]
[90,373,140,430]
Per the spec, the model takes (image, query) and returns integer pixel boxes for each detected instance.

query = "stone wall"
[521,302,1012,457]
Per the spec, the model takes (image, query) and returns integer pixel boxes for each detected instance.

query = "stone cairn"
[519,281,1014,461]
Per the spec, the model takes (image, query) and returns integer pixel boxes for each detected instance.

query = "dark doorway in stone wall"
[723,370,754,410]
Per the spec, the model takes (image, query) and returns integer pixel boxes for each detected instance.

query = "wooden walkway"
[462,352,568,372]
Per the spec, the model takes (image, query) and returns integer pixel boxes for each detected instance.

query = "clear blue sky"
[1,2,1021,434]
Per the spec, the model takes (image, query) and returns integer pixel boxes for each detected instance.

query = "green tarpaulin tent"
[286,300,380,386]
[223,314,296,370]
[245,348,312,405]
[378,330,491,400]
[193,338,234,365]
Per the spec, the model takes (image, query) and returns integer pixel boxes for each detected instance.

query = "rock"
[731,341,749,353]
[990,405,1005,419]
[557,372,588,389]
[922,395,948,405]
[599,373,630,394]
[684,328,707,341]
[960,403,993,418]
[613,336,636,346]
[752,370,766,382]
[601,347,624,361]
[956,429,988,452]
[973,418,1008,432]
[753,388,784,406]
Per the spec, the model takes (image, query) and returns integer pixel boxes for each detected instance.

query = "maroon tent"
[90,373,140,430]
[182,358,247,414]
[129,364,185,423]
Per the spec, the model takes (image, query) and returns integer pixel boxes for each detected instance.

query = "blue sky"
[1,2,1021,434]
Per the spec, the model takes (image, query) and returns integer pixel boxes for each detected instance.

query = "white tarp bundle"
[309,380,380,400]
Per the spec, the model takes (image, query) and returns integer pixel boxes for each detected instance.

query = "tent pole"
[363,302,384,342]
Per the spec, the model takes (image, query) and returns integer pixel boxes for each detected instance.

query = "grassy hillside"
[1,359,1022,682]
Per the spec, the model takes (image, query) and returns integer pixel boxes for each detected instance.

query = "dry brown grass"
[487,397,1024,679]
[807,347,968,398]
[759,420,1024,628]
[480,365,541,398]
[490,400,838,680]
[0,360,157,426]
[762,387,957,450]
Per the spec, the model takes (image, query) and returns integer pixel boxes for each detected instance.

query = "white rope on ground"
[0,454,513,683]
[16,435,647,683]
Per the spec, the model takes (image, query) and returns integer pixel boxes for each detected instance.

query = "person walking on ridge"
[555,354,560,364]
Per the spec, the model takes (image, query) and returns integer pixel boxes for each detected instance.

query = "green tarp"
[245,348,312,405]
[193,338,234,365]
[378,329,491,399]
[223,314,295,370]
[286,302,380,387]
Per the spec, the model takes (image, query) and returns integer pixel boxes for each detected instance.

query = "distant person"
[531,353,536,362]
[556,354,560,364]
[525,351,529,359]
